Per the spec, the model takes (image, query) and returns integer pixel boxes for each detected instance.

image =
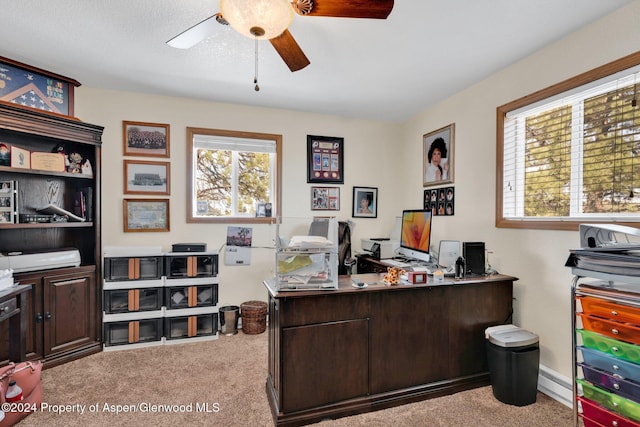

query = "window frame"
[496,51,640,231]
[186,127,281,224]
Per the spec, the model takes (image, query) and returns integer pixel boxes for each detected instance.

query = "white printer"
[0,248,81,273]
[361,239,399,259]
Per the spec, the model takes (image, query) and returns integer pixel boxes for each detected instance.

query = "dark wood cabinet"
[0,103,103,368]
[7,266,99,367]
[265,273,515,426]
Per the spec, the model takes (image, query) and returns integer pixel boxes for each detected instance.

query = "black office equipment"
[463,242,485,275]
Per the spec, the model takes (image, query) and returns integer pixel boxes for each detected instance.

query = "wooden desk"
[264,273,516,426]
[0,284,32,363]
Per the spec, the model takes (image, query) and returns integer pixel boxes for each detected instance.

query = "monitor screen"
[398,209,432,263]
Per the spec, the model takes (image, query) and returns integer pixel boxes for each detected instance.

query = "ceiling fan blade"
[294,0,394,19]
[269,29,310,72]
[166,14,223,49]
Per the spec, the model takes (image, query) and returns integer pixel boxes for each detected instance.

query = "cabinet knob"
[35,313,43,322]
[0,306,7,313]
[612,328,619,335]
[44,312,52,321]
[611,310,618,316]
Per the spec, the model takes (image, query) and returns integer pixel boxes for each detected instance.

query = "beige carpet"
[17,332,573,426]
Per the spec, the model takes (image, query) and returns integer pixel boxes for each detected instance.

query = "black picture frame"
[307,135,344,184]
[353,186,378,218]
[424,186,455,216]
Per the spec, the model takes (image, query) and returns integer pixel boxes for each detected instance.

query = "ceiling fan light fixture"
[220,0,293,40]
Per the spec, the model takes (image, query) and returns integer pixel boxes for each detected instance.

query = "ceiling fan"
[166,0,394,73]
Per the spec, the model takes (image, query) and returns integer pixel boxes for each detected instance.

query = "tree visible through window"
[187,128,281,223]
[497,52,640,230]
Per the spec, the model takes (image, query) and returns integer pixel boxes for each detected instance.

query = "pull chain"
[254,36,260,92]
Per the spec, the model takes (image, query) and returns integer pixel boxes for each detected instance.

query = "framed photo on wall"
[423,123,454,187]
[311,186,340,211]
[307,135,344,184]
[352,186,377,218]
[124,160,170,195]
[123,121,170,158]
[123,198,170,232]
[424,186,455,216]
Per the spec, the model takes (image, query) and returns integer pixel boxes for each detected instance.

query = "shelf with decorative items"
[0,100,103,368]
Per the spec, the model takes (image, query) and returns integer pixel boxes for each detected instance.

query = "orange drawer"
[579,313,640,345]
[579,296,640,324]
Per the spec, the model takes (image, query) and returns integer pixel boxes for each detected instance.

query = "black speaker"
[463,242,485,275]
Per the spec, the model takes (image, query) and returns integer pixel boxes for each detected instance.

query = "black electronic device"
[463,242,485,275]
[172,243,207,252]
[370,243,381,259]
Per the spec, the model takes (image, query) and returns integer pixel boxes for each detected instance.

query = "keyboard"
[385,259,412,268]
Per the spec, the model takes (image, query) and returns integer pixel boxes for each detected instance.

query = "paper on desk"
[287,235,334,248]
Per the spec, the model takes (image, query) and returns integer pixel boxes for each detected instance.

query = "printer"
[0,248,81,273]
[361,239,399,259]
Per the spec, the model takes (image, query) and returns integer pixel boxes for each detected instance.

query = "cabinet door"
[43,267,97,357]
[448,281,513,377]
[18,274,44,362]
[370,287,449,393]
[281,319,369,413]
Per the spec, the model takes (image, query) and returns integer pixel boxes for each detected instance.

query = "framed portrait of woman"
[423,123,454,187]
[352,187,377,218]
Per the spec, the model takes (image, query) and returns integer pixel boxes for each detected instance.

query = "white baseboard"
[537,364,573,408]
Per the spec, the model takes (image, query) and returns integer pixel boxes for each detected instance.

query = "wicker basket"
[240,300,268,335]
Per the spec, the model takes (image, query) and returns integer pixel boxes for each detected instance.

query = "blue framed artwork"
[0,56,79,117]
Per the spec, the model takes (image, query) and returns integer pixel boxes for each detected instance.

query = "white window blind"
[501,67,640,222]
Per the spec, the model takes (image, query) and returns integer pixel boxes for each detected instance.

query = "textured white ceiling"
[0,0,635,121]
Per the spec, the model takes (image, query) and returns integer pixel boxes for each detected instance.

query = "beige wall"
[75,91,401,306]
[400,1,640,381]
[73,1,640,380]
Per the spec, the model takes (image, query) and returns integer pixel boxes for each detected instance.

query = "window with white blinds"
[187,127,281,223]
[497,52,640,230]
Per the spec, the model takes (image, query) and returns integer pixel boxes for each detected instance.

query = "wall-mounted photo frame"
[124,160,170,195]
[123,198,170,232]
[307,135,344,184]
[423,123,454,187]
[311,186,340,211]
[123,121,170,158]
[0,180,17,224]
[424,186,455,216]
[352,186,377,218]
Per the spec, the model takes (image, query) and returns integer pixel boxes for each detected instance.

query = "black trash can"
[485,324,540,406]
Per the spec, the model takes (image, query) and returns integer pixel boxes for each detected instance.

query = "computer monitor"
[397,209,432,263]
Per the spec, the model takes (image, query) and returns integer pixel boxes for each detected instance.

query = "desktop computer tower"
[463,242,485,275]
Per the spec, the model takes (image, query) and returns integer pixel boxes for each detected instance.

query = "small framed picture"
[311,186,340,211]
[123,198,170,232]
[124,160,170,195]
[0,180,17,223]
[10,146,30,169]
[353,186,377,218]
[123,121,170,158]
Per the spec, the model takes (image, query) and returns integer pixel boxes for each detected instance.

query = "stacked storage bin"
[163,252,219,344]
[103,247,166,349]
[575,287,640,426]
[102,246,219,350]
